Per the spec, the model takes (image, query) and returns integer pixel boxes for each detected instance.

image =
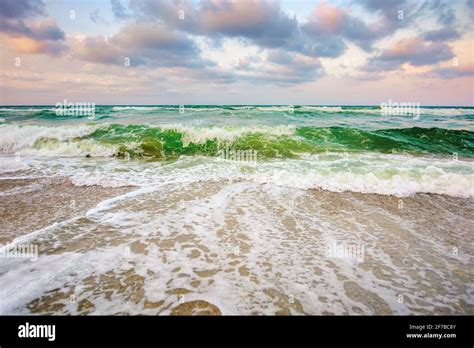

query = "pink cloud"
[313,1,344,32]
[384,37,421,57]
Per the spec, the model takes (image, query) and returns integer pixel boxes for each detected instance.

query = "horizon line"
[1,104,473,108]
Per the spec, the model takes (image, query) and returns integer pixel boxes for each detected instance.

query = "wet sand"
[0,176,134,244]
[0,176,473,315]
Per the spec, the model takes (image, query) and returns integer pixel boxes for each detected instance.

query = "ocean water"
[0,105,473,315]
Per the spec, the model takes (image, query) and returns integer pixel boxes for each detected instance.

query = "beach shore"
[1,175,472,315]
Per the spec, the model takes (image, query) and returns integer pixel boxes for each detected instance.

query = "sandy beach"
[1,173,472,315]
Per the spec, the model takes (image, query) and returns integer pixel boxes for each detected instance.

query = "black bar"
[0,315,472,346]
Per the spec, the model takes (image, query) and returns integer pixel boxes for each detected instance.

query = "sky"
[0,0,473,105]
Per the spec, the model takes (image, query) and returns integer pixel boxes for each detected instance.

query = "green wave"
[297,126,474,156]
[83,124,474,160]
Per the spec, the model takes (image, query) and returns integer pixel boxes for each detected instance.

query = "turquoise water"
[1,105,473,157]
[0,105,473,197]
[1,105,473,131]
[0,105,473,315]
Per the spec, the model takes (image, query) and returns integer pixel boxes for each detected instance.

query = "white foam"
[255,106,294,112]
[301,106,345,112]
[0,123,297,157]
[49,152,474,198]
[0,182,43,197]
[0,178,470,315]
[160,124,296,146]
[0,124,98,153]
[0,108,53,112]
[299,106,473,116]
[112,106,162,111]
[0,158,30,173]
[1,122,472,198]
[418,108,473,116]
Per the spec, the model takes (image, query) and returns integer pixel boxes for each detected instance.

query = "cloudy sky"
[1,0,473,105]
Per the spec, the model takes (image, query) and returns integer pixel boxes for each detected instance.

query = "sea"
[0,105,472,314]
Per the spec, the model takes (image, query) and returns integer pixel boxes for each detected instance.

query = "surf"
[2,123,472,159]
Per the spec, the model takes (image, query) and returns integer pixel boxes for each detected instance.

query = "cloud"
[0,0,45,18]
[355,0,461,43]
[130,0,298,48]
[302,2,383,56]
[28,18,64,40]
[0,0,65,55]
[435,0,456,26]
[129,0,382,59]
[4,0,469,92]
[0,16,64,41]
[111,0,129,19]
[90,9,109,25]
[6,36,66,54]
[77,0,326,86]
[74,22,210,68]
[301,0,415,60]
[304,0,463,57]
[74,36,124,65]
[357,0,411,29]
[236,50,325,85]
[76,0,467,86]
[0,0,64,40]
[125,0,465,64]
[364,37,454,72]
[198,1,297,47]
[468,0,474,13]
[358,0,407,12]
[426,63,474,79]
[423,28,460,42]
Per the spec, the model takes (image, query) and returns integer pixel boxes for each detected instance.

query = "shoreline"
[0,176,472,315]
[0,176,135,245]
